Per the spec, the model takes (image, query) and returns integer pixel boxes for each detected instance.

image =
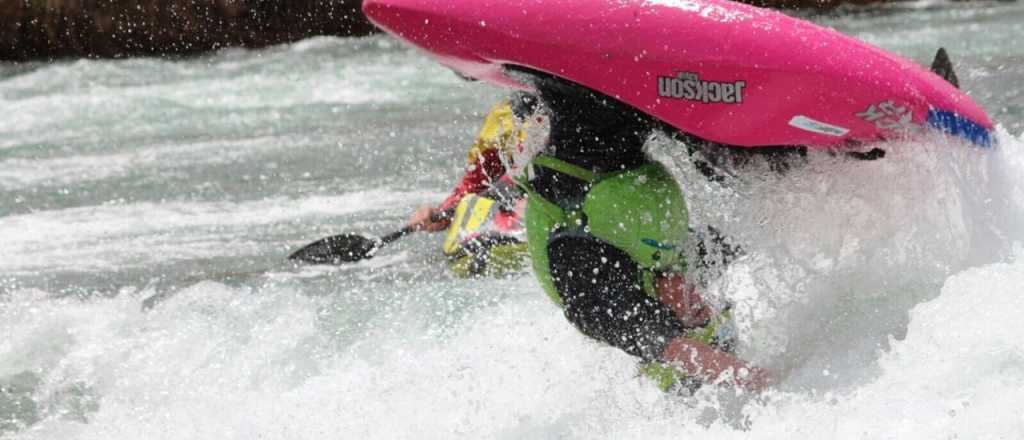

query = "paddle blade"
[287,233,381,264]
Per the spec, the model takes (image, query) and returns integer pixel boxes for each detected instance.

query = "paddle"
[287,227,415,264]
[288,212,449,265]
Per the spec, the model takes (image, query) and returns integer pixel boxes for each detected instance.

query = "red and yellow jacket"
[438,99,529,212]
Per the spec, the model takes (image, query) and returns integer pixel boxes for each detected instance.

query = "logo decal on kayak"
[658,72,746,104]
[856,100,919,131]
[789,115,849,137]
[642,238,678,251]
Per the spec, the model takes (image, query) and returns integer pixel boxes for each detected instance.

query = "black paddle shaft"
[378,226,415,246]
[287,211,449,265]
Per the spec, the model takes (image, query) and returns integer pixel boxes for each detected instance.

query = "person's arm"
[437,148,506,211]
[661,337,774,391]
[654,272,774,391]
[409,140,510,231]
[410,99,522,231]
[407,153,499,231]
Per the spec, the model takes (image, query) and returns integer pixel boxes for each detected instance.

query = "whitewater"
[2,2,1023,438]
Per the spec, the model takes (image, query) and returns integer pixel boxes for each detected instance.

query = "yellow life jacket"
[443,194,527,278]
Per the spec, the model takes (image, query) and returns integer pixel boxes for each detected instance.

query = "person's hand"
[654,273,711,327]
[407,206,449,232]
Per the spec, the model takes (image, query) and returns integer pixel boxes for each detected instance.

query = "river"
[2,1,1024,438]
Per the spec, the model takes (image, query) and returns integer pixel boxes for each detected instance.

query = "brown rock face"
[0,0,378,61]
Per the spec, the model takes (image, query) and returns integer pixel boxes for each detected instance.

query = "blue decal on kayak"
[927,109,994,148]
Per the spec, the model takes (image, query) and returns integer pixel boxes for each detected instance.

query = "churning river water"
[2,1,1024,438]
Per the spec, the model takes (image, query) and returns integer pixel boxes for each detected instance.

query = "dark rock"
[0,0,378,61]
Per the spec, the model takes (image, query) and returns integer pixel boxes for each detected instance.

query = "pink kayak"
[363,0,994,149]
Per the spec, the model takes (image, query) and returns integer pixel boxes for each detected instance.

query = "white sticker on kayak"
[789,115,849,137]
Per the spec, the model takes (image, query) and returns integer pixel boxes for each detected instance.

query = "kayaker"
[514,67,774,392]
[407,91,539,276]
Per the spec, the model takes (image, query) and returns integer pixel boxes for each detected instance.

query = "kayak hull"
[363,0,994,149]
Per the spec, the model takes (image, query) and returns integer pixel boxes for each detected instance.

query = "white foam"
[6,253,1022,439]
[0,190,441,273]
[0,136,290,190]
[656,129,1024,380]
